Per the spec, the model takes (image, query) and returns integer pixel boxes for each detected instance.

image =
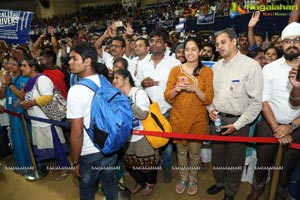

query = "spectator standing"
[135,28,181,183]
[164,37,213,195]
[67,42,118,200]
[207,28,263,200]
[247,22,300,200]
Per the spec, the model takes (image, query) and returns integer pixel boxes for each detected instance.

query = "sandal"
[130,184,144,194]
[56,170,69,181]
[187,180,198,195]
[175,180,187,194]
[141,183,154,196]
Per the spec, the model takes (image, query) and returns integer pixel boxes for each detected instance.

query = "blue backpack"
[77,75,133,155]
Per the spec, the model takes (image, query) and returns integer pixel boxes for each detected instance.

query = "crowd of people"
[1,1,300,200]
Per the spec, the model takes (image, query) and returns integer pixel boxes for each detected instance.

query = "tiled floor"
[0,154,274,200]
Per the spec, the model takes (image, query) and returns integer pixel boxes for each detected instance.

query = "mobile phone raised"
[178,76,188,85]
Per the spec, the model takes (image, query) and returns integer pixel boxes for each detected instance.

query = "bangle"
[289,95,300,100]
[72,161,79,167]
[7,82,12,86]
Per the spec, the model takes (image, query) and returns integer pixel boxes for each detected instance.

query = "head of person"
[90,33,100,45]
[175,43,186,63]
[112,69,135,90]
[254,32,265,48]
[281,22,300,61]
[201,42,215,61]
[238,32,249,51]
[21,55,43,77]
[273,37,282,51]
[113,57,128,73]
[8,55,22,74]
[183,37,203,76]
[69,42,98,76]
[247,48,265,68]
[1,54,10,71]
[149,28,168,55]
[264,47,282,64]
[270,31,281,46]
[214,28,238,61]
[110,36,126,58]
[39,49,57,69]
[95,62,108,79]
[134,37,150,58]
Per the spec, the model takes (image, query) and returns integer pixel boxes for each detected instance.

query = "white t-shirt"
[67,75,100,155]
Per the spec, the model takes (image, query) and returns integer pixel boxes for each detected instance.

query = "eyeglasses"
[282,37,300,44]
[110,44,123,48]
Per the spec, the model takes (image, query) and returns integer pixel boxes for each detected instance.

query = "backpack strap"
[76,74,109,92]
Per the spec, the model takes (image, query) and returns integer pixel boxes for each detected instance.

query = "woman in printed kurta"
[164,37,213,195]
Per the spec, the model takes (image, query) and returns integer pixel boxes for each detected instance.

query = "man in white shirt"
[135,28,181,183]
[67,42,118,200]
[207,28,263,200]
[247,22,300,200]
[131,37,150,77]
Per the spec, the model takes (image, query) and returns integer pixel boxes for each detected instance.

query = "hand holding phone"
[178,76,188,85]
[115,21,124,28]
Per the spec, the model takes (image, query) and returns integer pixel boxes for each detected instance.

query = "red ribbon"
[3,109,300,150]
[3,109,20,117]
[133,130,300,150]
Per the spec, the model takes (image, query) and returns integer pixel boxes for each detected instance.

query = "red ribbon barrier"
[3,109,300,150]
[3,109,20,117]
[132,130,300,150]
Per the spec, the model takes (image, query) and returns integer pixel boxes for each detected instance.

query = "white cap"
[281,22,300,40]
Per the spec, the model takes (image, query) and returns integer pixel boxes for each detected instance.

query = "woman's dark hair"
[113,57,128,70]
[40,49,57,65]
[114,69,135,87]
[95,62,108,79]
[23,54,43,73]
[184,37,203,76]
[247,47,264,59]
[264,47,282,59]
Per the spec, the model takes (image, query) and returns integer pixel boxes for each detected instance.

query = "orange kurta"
[164,65,213,144]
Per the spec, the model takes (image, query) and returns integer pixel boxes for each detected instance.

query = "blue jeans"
[161,141,173,168]
[162,111,173,168]
[78,152,118,200]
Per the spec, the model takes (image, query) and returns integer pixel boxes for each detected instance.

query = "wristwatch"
[290,123,297,131]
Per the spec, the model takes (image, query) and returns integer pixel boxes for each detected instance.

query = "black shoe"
[163,167,172,183]
[207,184,225,195]
[223,194,234,200]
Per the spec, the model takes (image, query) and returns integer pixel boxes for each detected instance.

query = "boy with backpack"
[67,42,132,200]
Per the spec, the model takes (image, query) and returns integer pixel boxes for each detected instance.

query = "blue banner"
[0,10,33,44]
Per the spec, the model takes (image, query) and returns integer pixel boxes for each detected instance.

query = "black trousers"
[253,117,300,200]
[211,115,250,196]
